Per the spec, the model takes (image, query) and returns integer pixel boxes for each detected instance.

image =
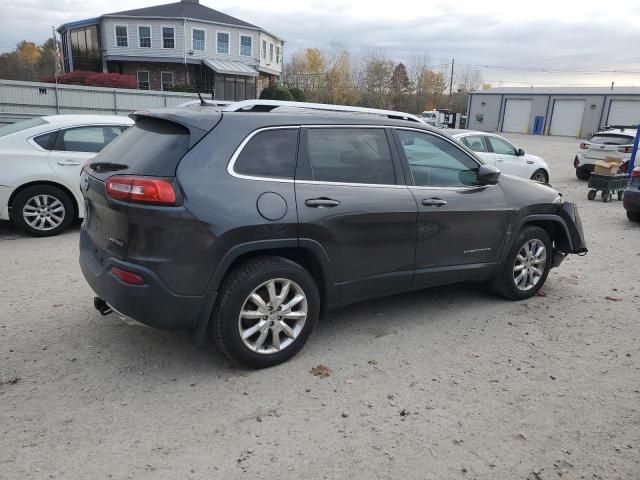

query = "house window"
[276,45,280,64]
[269,43,274,62]
[240,35,252,57]
[217,32,229,54]
[262,40,267,59]
[138,26,151,48]
[192,28,205,51]
[162,27,175,49]
[161,71,174,91]
[137,70,150,90]
[115,25,128,47]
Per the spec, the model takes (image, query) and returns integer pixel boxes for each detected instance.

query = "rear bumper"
[623,188,640,212]
[79,230,216,331]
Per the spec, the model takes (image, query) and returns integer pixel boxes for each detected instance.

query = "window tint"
[461,135,487,152]
[234,129,298,179]
[33,131,56,150]
[397,130,478,187]
[54,126,125,153]
[589,134,634,145]
[306,128,396,185]
[487,136,517,155]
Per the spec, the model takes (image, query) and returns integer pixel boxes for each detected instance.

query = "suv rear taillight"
[106,176,177,205]
[631,167,640,178]
[579,142,589,149]
[618,146,633,154]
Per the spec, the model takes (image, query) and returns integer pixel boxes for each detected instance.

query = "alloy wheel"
[238,278,308,354]
[531,171,547,183]
[22,194,66,231]
[513,239,547,291]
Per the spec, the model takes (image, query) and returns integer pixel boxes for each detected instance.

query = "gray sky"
[1,0,639,86]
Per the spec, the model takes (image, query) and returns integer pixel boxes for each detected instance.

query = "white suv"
[574,127,636,180]
[0,115,133,236]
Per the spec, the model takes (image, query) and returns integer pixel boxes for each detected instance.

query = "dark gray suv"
[80,101,587,368]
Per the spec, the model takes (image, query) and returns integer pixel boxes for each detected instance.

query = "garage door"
[607,100,640,126]
[502,99,532,133]
[550,99,585,137]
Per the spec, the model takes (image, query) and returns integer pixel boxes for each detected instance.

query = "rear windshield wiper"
[89,162,128,172]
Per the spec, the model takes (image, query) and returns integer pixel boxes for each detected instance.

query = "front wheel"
[211,256,320,368]
[492,226,552,300]
[12,185,74,237]
[530,169,549,184]
[587,190,597,201]
[575,167,591,180]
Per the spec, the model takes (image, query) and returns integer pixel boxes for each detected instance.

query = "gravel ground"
[1,133,639,480]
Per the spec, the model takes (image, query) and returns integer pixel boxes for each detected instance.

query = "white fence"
[0,79,202,123]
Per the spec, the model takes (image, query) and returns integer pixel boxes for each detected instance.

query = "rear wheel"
[587,190,597,201]
[12,185,74,237]
[627,210,640,222]
[211,256,320,368]
[492,226,552,300]
[575,167,591,180]
[603,192,612,203]
[530,169,549,183]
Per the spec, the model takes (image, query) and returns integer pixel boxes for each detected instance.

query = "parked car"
[574,127,636,180]
[450,130,551,183]
[622,166,640,222]
[80,101,587,368]
[0,115,133,236]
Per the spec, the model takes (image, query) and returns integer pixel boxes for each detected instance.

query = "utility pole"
[448,58,454,109]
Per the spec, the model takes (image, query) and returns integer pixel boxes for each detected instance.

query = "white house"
[57,0,284,100]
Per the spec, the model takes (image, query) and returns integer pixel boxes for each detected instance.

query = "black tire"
[627,210,640,222]
[491,226,552,300]
[12,185,74,237]
[587,190,597,201]
[603,192,612,203]
[575,167,591,180]
[618,191,623,201]
[211,256,320,368]
[530,169,549,184]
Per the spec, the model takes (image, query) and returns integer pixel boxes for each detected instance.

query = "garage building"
[467,87,640,138]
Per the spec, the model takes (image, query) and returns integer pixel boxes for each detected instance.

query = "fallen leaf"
[536,291,547,297]
[605,296,623,302]
[368,359,377,365]
[310,365,331,378]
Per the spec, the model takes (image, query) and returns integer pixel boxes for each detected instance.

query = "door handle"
[57,159,82,166]
[305,198,340,208]
[422,198,447,207]
[526,160,534,164]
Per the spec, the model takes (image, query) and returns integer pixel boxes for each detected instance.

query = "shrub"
[40,71,137,89]
[287,87,305,102]
[170,84,196,93]
[260,85,294,101]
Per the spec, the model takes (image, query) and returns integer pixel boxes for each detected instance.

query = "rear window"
[91,117,189,176]
[589,134,634,145]
[0,118,48,138]
[234,129,298,179]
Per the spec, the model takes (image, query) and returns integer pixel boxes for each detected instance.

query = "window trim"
[485,134,518,155]
[137,70,150,90]
[50,125,128,153]
[160,71,174,91]
[393,127,486,191]
[216,30,230,55]
[114,24,129,48]
[161,25,176,49]
[191,27,206,52]
[137,24,152,48]
[239,34,252,57]
[459,133,489,153]
[276,45,280,64]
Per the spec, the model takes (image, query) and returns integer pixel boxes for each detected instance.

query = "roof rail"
[222,100,426,124]
[603,124,639,131]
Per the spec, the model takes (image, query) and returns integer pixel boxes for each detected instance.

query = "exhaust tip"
[93,297,113,316]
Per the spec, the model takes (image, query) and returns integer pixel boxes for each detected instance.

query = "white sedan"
[0,115,133,236]
[450,130,551,183]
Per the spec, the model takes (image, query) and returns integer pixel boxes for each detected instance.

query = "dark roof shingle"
[105,1,260,29]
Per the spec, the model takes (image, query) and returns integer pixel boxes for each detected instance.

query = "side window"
[234,129,298,179]
[305,128,396,185]
[54,126,124,153]
[33,131,57,150]
[487,136,517,155]
[461,135,487,153]
[397,130,478,187]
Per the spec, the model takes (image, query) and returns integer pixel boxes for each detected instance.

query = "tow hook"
[94,297,112,316]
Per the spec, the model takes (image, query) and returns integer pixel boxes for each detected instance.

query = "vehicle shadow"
[0,219,82,240]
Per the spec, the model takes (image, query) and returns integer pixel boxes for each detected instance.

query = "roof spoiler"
[130,108,222,148]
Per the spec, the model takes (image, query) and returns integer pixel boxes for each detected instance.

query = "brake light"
[618,146,633,154]
[111,266,145,285]
[579,142,589,149]
[106,176,177,204]
[631,167,640,178]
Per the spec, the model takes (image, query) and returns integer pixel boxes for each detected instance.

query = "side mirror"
[516,148,525,156]
[478,164,501,185]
